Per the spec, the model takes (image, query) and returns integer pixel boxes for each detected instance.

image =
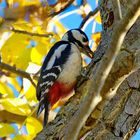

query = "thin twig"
[48,0,75,17]
[82,0,87,6]
[79,7,99,29]
[64,1,140,140]
[0,62,37,87]
[10,27,53,38]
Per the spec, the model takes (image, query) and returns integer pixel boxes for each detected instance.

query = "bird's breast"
[49,45,82,109]
[58,45,82,85]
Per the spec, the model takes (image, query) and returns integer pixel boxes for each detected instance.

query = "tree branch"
[81,72,140,139]
[116,0,122,19]
[64,1,140,140]
[79,7,99,29]
[124,109,140,139]
[48,0,75,17]
[34,42,140,140]
[11,27,53,38]
[3,1,74,21]
[0,110,26,124]
[0,62,37,87]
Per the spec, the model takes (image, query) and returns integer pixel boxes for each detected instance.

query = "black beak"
[82,45,94,59]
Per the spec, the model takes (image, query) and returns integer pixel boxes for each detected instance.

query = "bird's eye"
[82,37,87,42]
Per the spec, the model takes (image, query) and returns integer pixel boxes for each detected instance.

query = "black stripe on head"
[67,29,89,48]
[77,29,89,42]
[67,30,83,48]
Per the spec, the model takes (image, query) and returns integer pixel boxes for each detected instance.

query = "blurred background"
[0,0,139,139]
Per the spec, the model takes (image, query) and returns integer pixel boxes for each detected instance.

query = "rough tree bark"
[35,0,140,140]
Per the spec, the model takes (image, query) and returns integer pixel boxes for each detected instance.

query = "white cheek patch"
[72,30,84,45]
[45,44,68,70]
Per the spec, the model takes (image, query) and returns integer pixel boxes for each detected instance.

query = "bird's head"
[62,29,93,58]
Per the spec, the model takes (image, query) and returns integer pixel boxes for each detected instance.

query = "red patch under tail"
[48,81,76,107]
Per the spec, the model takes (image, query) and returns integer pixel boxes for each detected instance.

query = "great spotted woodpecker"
[36,29,93,126]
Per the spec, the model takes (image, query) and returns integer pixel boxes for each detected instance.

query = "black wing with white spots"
[36,66,61,126]
[36,41,71,126]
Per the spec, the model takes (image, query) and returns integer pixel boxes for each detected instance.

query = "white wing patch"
[37,66,62,100]
[42,73,57,79]
[40,81,49,87]
[40,81,54,98]
[45,44,68,70]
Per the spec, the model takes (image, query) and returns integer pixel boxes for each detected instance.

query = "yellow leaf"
[31,47,45,65]
[34,38,50,55]
[92,32,101,51]
[30,35,58,65]
[13,20,33,32]
[0,82,14,97]
[0,17,4,25]
[0,123,15,137]
[13,134,26,140]
[95,12,102,24]
[8,0,40,7]
[8,77,22,92]
[1,33,32,70]
[22,0,40,6]
[14,47,32,70]
[54,20,67,37]
[26,117,43,139]
[92,32,101,45]
[24,84,37,103]
[0,98,31,116]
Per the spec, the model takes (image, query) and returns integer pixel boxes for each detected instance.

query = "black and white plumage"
[36,29,93,126]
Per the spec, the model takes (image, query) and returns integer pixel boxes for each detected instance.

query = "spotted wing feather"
[36,66,61,126]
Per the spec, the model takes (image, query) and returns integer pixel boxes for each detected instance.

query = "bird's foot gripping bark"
[75,67,90,89]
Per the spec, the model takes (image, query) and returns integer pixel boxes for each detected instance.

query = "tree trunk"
[34,0,140,139]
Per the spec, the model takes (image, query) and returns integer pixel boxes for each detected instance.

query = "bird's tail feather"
[37,99,49,127]
[43,102,49,127]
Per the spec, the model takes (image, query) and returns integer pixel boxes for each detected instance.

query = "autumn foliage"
[0,0,101,139]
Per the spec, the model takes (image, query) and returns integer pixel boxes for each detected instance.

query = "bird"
[36,29,93,126]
